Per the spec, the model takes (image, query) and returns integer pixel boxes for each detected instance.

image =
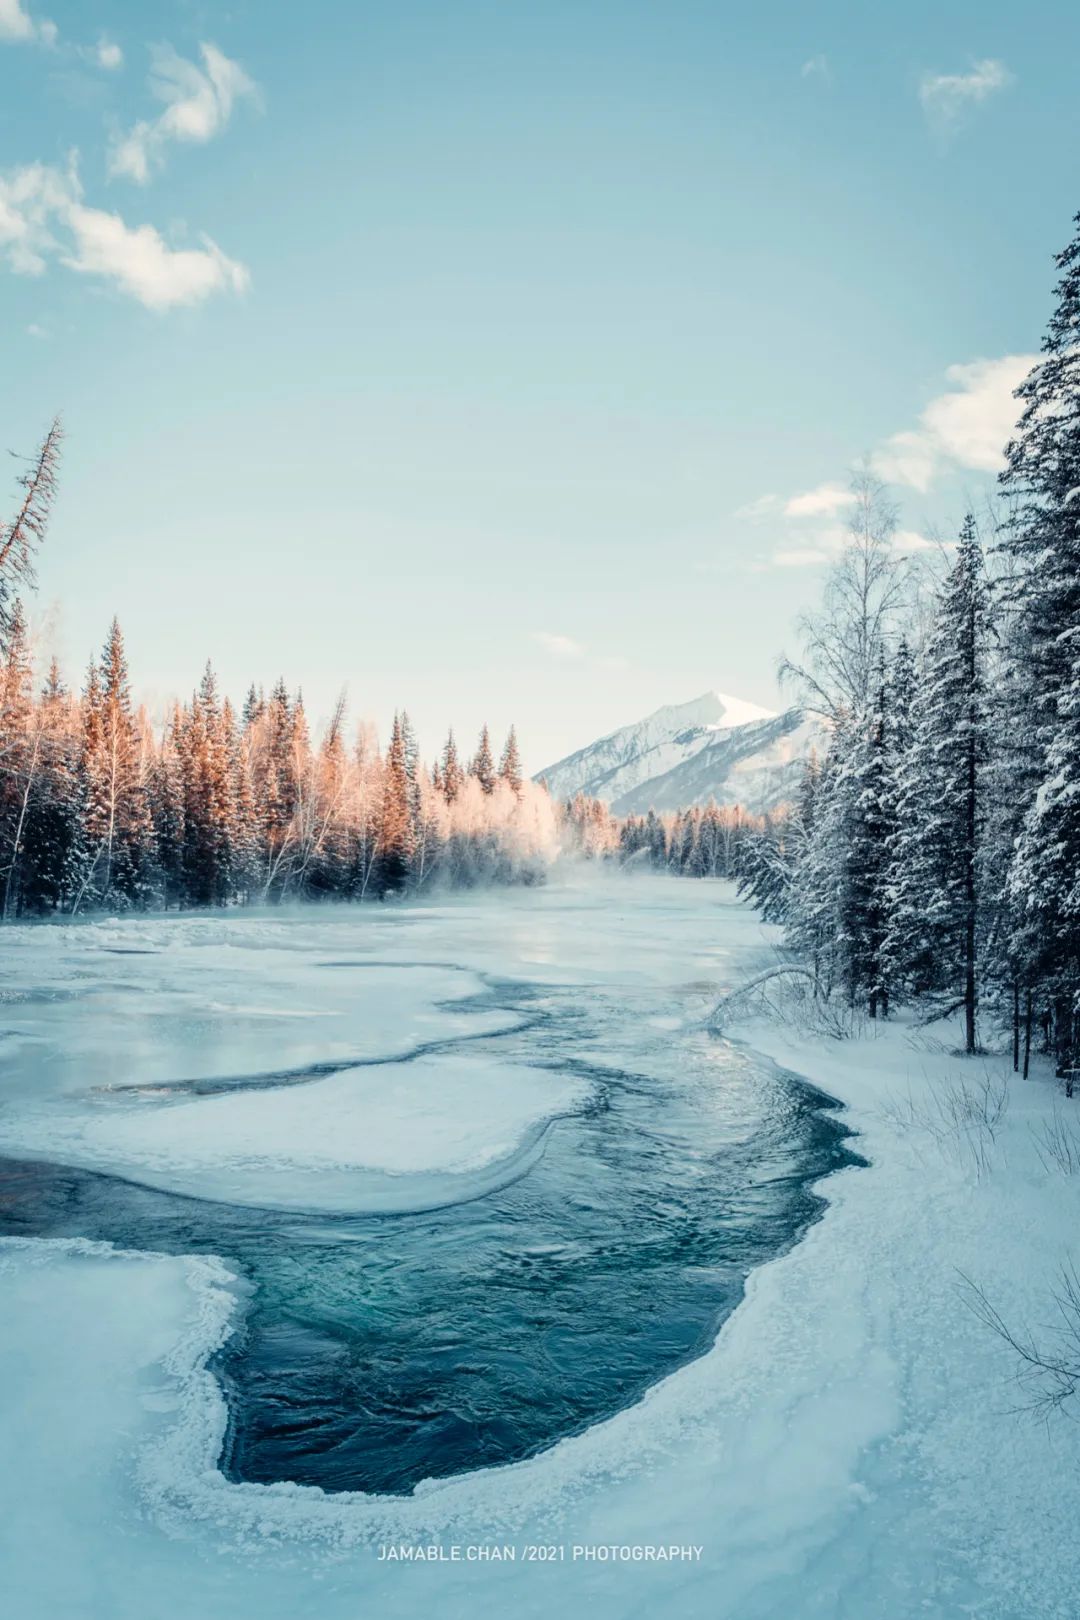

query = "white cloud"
[734,493,780,520]
[801,54,829,82]
[92,37,122,70]
[532,632,585,661]
[531,632,629,673]
[110,42,258,184]
[64,204,248,309]
[0,0,54,45]
[752,351,1037,568]
[873,354,1037,491]
[892,528,935,554]
[0,0,34,40]
[784,481,857,518]
[770,521,933,570]
[773,546,833,568]
[919,59,1011,124]
[0,158,249,309]
[772,523,849,568]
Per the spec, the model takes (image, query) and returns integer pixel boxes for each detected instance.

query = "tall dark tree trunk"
[963,603,978,1055]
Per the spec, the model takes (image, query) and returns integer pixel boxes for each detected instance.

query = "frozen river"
[0,877,855,1500]
[5,875,1076,1620]
[0,875,869,1619]
[0,878,853,1496]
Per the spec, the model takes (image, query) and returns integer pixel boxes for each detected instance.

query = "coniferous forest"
[0,441,554,915]
[738,212,1080,1077]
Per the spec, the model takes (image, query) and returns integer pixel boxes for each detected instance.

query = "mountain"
[537,691,812,815]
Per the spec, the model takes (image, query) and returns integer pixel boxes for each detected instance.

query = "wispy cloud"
[735,349,1037,568]
[801,54,830,83]
[784,481,856,518]
[919,59,1011,126]
[873,354,1036,491]
[532,632,585,661]
[733,493,780,521]
[532,631,628,672]
[86,36,122,71]
[0,157,249,309]
[0,0,55,46]
[110,43,258,184]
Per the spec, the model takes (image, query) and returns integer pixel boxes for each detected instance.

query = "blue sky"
[1,1,1076,767]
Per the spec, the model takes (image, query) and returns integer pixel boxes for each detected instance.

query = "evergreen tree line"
[561,793,767,876]
[0,430,554,916]
[739,211,1080,1075]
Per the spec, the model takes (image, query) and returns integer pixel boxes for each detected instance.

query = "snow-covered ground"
[0,1052,590,1214]
[2,876,1080,1618]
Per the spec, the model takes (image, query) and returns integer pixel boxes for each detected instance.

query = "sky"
[1,1,1077,770]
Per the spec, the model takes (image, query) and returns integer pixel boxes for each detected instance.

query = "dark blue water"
[0,969,858,1498]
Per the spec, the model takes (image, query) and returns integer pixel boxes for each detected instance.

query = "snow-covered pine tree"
[499,727,524,797]
[19,659,81,914]
[998,217,1080,1072]
[441,729,464,803]
[74,621,154,910]
[181,664,238,906]
[471,725,496,795]
[148,704,187,907]
[885,520,992,1049]
[0,600,37,917]
[378,712,414,894]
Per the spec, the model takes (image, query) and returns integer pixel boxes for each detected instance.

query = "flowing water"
[0,880,858,1497]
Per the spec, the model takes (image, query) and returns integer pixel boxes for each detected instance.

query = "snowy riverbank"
[2,882,1079,1618]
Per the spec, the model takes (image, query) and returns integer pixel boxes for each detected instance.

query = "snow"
[0,1053,591,1213]
[3,879,1080,1618]
[702,691,777,730]
[538,690,802,813]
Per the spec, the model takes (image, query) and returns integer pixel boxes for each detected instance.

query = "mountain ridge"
[537,691,810,815]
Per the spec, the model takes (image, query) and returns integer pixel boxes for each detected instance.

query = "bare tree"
[0,417,63,643]
[960,1264,1080,1419]
[778,468,906,721]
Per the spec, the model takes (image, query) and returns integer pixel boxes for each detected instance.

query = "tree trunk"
[1023,989,1033,1081]
[963,674,978,1055]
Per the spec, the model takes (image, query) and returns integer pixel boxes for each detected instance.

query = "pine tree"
[378,712,413,893]
[0,600,37,916]
[471,725,496,795]
[886,520,992,1048]
[148,705,186,907]
[441,729,464,803]
[998,217,1080,1071]
[181,664,237,906]
[20,659,80,914]
[499,726,524,796]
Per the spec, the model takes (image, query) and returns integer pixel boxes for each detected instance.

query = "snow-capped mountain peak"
[538,691,810,815]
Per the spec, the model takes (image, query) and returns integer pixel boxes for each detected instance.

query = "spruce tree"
[499,726,524,796]
[441,729,464,803]
[471,725,496,795]
[886,520,992,1048]
[0,600,36,916]
[999,217,1080,1070]
[378,712,413,893]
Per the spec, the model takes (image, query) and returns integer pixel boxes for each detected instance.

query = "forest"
[0,453,557,913]
[738,214,1080,1076]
